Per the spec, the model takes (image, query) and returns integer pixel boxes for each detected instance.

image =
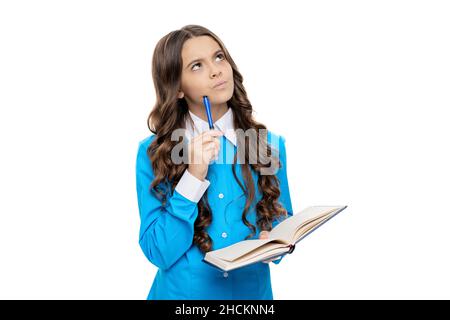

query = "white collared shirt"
[185,107,237,146]
[174,107,236,203]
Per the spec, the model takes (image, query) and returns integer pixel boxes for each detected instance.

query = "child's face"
[178,36,234,106]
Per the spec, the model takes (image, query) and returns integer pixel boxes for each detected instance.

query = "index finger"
[201,130,224,137]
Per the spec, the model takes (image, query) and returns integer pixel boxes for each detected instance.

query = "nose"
[210,66,222,79]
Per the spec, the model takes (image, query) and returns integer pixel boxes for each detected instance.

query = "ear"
[177,91,184,99]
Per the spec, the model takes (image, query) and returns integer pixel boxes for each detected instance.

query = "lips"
[213,80,227,88]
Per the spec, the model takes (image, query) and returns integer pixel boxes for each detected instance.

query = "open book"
[202,205,347,272]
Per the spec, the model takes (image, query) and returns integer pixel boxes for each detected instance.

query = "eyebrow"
[186,49,223,70]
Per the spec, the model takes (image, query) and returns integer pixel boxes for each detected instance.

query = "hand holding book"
[259,231,284,263]
[203,205,348,272]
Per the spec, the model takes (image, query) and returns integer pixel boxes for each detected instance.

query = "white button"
[221,232,228,238]
[223,272,228,278]
[218,193,224,199]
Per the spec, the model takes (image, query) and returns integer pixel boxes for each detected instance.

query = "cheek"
[224,63,233,76]
[226,65,234,88]
[180,75,208,98]
[181,75,198,93]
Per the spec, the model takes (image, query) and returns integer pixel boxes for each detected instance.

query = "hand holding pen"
[186,96,222,181]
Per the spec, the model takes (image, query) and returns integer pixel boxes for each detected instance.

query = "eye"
[191,53,225,71]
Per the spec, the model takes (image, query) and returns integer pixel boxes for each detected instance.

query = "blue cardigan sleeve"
[135,138,199,271]
[271,135,294,265]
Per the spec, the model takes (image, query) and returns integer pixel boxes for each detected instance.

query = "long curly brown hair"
[146,24,287,254]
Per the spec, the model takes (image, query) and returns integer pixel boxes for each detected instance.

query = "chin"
[210,87,234,103]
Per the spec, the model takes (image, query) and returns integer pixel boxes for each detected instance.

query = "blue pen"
[202,95,214,129]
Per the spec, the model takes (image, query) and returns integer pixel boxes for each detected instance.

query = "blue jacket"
[135,130,293,299]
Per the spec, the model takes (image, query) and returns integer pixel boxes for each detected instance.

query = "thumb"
[259,231,270,239]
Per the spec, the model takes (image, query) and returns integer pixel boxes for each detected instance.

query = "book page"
[269,206,345,243]
[233,242,288,263]
[226,247,290,271]
[206,239,286,261]
[293,214,330,242]
[205,239,280,262]
[204,245,290,272]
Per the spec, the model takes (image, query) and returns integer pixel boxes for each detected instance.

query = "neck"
[189,101,228,123]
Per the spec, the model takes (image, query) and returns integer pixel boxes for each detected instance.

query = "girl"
[135,25,293,300]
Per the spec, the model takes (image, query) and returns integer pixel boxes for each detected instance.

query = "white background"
[0,0,449,299]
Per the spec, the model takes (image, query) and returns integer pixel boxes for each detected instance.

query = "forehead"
[181,36,221,64]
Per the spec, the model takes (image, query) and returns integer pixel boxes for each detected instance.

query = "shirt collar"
[185,107,237,146]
